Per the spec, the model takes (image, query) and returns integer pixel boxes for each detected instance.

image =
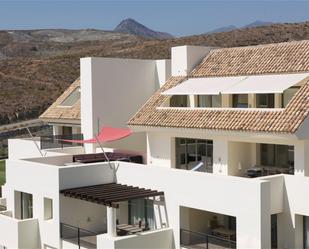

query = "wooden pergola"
[60,182,164,208]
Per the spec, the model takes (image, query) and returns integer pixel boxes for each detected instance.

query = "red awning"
[61,126,132,144]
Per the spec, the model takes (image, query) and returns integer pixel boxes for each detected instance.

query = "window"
[60,87,80,107]
[129,199,154,230]
[175,138,213,172]
[21,192,33,219]
[271,214,278,249]
[170,95,188,107]
[198,95,221,107]
[260,144,294,169]
[233,94,248,108]
[62,126,72,136]
[282,86,300,107]
[44,198,53,220]
[256,94,274,108]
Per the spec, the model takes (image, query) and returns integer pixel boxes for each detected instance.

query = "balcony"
[180,207,236,249]
[180,229,236,249]
[40,133,84,150]
[8,137,84,160]
[61,223,98,249]
[0,210,39,248]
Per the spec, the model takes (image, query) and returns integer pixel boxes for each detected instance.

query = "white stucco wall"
[144,127,307,177]
[113,162,271,249]
[8,138,84,160]
[171,46,213,76]
[60,195,107,233]
[80,57,170,154]
[3,159,61,249]
[97,228,174,249]
[279,174,309,248]
[0,214,39,249]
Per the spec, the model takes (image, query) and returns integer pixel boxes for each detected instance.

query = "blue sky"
[0,0,309,37]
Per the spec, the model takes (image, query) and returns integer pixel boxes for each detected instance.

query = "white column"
[72,126,79,135]
[189,95,196,107]
[53,125,62,136]
[107,206,117,237]
[237,181,271,249]
[294,141,309,176]
[213,139,228,175]
[275,93,282,108]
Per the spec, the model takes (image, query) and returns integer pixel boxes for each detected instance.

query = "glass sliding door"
[129,199,154,230]
[21,192,33,219]
[175,138,213,172]
[260,144,294,174]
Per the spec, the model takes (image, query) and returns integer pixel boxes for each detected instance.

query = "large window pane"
[198,95,221,107]
[170,95,188,107]
[260,144,294,168]
[198,95,211,107]
[21,192,33,219]
[256,94,274,108]
[129,199,154,230]
[175,138,213,172]
[233,94,248,108]
[212,95,221,107]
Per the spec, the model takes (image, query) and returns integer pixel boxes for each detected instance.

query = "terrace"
[173,137,294,178]
[60,183,166,249]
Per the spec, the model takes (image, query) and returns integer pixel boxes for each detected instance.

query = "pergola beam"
[60,183,164,208]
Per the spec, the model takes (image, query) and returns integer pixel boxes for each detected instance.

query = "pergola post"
[107,206,117,237]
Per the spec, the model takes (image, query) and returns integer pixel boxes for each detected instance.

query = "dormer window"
[161,73,308,110]
[60,87,80,107]
[256,94,274,108]
[170,95,188,107]
[198,95,221,108]
[233,94,248,108]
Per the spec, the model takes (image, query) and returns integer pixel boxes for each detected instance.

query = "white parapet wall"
[0,213,39,249]
[101,162,272,249]
[8,138,84,160]
[97,228,174,249]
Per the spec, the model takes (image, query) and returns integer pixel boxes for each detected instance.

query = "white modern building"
[1,40,309,249]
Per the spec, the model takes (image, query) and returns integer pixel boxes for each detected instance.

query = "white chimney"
[171,45,214,76]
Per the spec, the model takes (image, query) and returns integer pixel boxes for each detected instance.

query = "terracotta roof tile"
[40,78,80,122]
[129,41,309,133]
[191,40,309,77]
[128,75,309,134]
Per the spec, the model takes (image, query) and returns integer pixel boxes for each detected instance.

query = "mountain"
[114,18,173,39]
[0,21,309,127]
[206,25,237,34]
[207,20,274,34]
[243,20,274,29]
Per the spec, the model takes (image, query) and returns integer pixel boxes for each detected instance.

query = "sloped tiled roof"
[40,78,80,123]
[128,41,309,133]
[191,40,309,77]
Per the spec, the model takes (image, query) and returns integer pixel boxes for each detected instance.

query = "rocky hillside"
[0,21,309,125]
[114,18,173,39]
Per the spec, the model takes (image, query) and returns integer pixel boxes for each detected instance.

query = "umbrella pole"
[26,127,44,157]
[95,136,113,170]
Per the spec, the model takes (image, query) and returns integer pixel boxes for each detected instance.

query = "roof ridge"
[209,39,309,53]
